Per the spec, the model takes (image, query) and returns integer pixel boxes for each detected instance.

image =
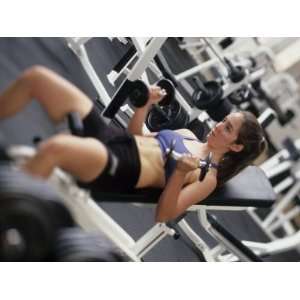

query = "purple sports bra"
[155,129,198,180]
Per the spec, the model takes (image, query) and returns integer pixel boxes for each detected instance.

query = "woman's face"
[207,112,244,152]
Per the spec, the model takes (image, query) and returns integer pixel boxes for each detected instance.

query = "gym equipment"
[103,38,167,118]
[63,38,284,260]
[153,52,178,88]
[247,138,300,241]
[129,78,175,108]
[228,85,253,106]
[165,140,215,182]
[219,37,235,49]
[186,118,207,140]
[66,38,193,123]
[55,228,129,262]
[224,57,246,83]
[0,164,73,261]
[0,146,128,262]
[90,166,275,262]
[8,145,276,262]
[146,100,189,131]
[202,38,246,83]
[111,44,136,74]
[252,79,295,126]
[6,98,279,261]
[192,78,233,122]
[128,80,149,107]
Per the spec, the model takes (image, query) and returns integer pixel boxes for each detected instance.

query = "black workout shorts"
[79,104,141,193]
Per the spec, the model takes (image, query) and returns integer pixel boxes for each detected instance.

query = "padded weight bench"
[91,166,276,261]
[9,145,276,261]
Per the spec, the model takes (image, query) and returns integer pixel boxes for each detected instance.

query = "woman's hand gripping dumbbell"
[165,140,213,181]
[129,79,175,107]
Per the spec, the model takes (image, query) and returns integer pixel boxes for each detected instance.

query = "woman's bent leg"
[23,134,108,182]
[0,65,93,122]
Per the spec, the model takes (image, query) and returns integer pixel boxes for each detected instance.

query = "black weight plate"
[192,81,223,110]
[157,79,175,106]
[0,166,73,261]
[146,101,189,131]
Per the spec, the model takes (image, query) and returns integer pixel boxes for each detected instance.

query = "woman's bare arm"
[127,86,166,135]
[127,102,152,135]
[155,162,217,222]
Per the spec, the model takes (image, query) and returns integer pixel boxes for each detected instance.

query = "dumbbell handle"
[165,139,215,182]
[166,148,208,168]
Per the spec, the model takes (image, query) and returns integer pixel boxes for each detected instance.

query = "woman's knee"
[20,65,93,122]
[17,65,51,96]
[38,134,69,162]
[37,135,109,182]
[22,65,52,80]
[20,65,49,84]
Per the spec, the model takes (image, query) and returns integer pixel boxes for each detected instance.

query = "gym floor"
[0,37,299,261]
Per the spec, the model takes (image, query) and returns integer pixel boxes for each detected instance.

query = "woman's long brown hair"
[216,111,267,187]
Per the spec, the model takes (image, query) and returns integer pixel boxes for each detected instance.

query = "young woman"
[0,66,266,222]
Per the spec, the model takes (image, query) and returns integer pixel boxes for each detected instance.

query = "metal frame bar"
[247,138,300,239]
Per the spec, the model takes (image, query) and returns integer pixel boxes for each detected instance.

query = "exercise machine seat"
[93,166,276,208]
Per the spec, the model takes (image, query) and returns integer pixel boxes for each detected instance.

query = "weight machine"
[248,138,300,241]
[62,36,288,261]
[7,144,276,262]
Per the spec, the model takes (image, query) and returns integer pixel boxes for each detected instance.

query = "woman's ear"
[229,143,244,153]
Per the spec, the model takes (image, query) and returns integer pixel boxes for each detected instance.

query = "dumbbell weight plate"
[187,119,207,141]
[229,65,246,83]
[192,81,234,122]
[0,165,73,261]
[0,193,55,261]
[146,101,189,131]
[192,81,223,110]
[156,79,175,106]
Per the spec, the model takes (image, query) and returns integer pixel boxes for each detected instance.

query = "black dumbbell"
[224,58,246,83]
[129,78,175,108]
[128,80,150,107]
[166,142,213,182]
[146,101,189,132]
[0,165,73,261]
[192,78,233,122]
